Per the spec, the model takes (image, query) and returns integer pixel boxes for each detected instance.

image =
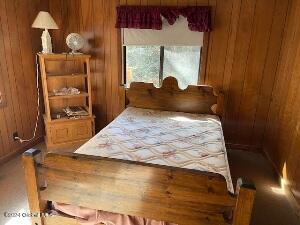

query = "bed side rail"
[23,149,255,225]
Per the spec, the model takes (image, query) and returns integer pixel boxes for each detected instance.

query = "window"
[122,16,204,89]
[125,46,161,87]
[125,46,201,89]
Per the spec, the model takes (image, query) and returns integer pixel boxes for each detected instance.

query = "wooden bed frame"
[23,77,256,225]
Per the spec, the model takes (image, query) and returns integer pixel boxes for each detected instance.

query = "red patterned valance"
[116,6,211,32]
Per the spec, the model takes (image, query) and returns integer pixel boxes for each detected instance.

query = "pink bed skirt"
[54,202,177,225]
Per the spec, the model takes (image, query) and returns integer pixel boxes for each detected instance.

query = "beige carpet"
[0,144,299,225]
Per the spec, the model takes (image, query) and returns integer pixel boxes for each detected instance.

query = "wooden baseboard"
[0,135,44,164]
[285,182,300,217]
[226,142,262,152]
[262,149,300,217]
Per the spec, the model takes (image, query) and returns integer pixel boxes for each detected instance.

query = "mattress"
[75,107,234,193]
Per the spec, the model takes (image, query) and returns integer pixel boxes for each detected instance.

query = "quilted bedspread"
[75,107,234,193]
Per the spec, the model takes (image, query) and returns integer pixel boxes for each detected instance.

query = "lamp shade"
[32,11,58,29]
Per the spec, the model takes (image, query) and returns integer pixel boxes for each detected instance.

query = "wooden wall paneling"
[187,0,197,6]
[222,0,257,145]
[59,0,72,52]
[58,0,81,51]
[0,85,6,109]
[110,0,123,119]
[0,0,48,161]
[284,33,300,206]
[285,31,300,193]
[195,0,214,85]
[236,0,276,145]
[15,0,39,135]
[266,0,298,157]
[0,125,5,155]
[126,0,141,5]
[264,0,300,167]
[262,0,300,206]
[290,127,300,204]
[103,0,114,123]
[57,0,68,52]
[221,0,241,122]
[0,53,12,155]
[251,0,290,147]
[196,0,209,6]
[204,0,217,84]
[277,24,300,176]
[116,2,126,118]
[161,0,178,6]
[117,1,125,117]
[177,0,189,6]
[69,0,81,36]
[285,60,300,193]
[8,0,35,138]
[141,0,148,5]
[147,0,161,5]
[197,0,209,84]
[0,0,26,153]
[0,72,8,155]
[109,0,117,119]
[78,0,96,120]
[49,0,64,52]
[1,0,28,142]
[92,0,107,130]
[205,0,232,89]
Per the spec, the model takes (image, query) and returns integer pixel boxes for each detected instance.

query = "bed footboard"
[23,149,255,225]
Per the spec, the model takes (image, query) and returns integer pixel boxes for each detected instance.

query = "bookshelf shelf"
[48,92,89,100]
[46,73,88,79]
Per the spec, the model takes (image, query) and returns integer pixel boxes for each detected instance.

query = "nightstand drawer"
[71,121,92,141]
[47,119,93,145]
[49,123,73,144]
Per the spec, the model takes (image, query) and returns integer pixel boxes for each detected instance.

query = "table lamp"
[32,11,59,54]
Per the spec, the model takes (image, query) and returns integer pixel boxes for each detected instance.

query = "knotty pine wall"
[263,0,300,205]
[49,0,289,151]
[0,0,48,162]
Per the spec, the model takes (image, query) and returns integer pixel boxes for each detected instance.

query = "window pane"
[163,46,201,89]
[126,46,160,87]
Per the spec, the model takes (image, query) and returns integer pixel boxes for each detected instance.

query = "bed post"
[232,178,256,225]
[23,149,45,225]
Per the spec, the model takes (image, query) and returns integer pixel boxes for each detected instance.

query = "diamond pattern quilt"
[75,107,234,193]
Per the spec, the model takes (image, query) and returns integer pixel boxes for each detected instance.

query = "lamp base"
[41,29,53,54]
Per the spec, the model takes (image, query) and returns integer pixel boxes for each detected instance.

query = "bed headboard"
[126,76,224,116]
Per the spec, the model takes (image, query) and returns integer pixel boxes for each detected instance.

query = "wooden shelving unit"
[39,53,95,150]
[46,73,88,79]
[48,91,89,100]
